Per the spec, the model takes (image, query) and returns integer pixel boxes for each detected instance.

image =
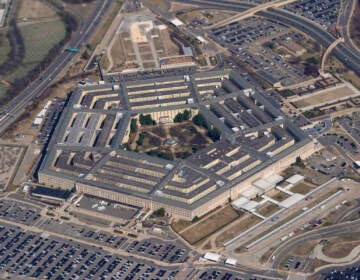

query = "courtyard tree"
[130,118,138,133]
[139,114,156,125]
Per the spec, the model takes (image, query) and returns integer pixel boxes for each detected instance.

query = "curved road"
[338,0,359,54]
[269,219,360,269]
[0,0,114,135]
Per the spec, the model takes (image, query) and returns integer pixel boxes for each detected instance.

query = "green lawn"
[0,84,9,98]
[7,20,66,82]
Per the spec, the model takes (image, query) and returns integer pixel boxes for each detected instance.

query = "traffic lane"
[177,0,252,12]
[271,220,360,268]
[197,264,285,280]
[272,223,360,265]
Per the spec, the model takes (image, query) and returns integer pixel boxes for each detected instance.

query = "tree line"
[0,19,24,76]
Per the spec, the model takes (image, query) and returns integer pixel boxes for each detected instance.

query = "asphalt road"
[269,219,360,269]
[197,264,286,279]
[177,0,360,76]
[0,0,114,135]
[338,0,358,53]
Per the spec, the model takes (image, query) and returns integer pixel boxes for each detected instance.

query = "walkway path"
[320,37,344,74]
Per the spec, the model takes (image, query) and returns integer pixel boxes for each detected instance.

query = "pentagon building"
[38,70,313,220]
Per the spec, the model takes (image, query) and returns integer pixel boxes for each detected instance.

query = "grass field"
[293,85,358,109]
[0,84,8,98]
[0,32,10,65]
[7,20,66,82]
[180,205,239,245]
[341,70,360,90]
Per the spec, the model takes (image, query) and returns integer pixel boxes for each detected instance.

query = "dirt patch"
[18,0,58,23]
[110,37,126,71]
[256,202,280,217]
[323,235,360,258]
[171,219,192,233]
[215,213,261,247]
[0,146,24,188]
[267,189,290,202]
[292,240,318,257]
[170,2,199,13]
[180,205,240,245]
[290,182,315,195]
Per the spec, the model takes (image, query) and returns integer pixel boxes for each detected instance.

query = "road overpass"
[320,37,344,74]
[205,0,298,30]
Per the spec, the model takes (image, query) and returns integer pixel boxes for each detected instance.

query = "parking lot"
[39,218,190,264]
[319,133,359,155]
[40,218,128,249]
[210,18,309,86]
[336,115,360,146]
[126,238,189,263]
[323,265,360,279]
[196,269,274,280]
[284,0,341,29]
[0,200,41,226]
[0,222,181,280]
[283,255,303,271]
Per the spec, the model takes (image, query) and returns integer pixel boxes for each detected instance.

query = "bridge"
[205,0,298,30]
[320,37,344,74]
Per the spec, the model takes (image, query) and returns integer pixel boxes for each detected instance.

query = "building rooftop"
[38,70,310,211]
[31,186,71,200]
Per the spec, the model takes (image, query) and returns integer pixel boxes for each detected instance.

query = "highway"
[176,0,360,76]
[0,0,114,135]
[269,219,360,269]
